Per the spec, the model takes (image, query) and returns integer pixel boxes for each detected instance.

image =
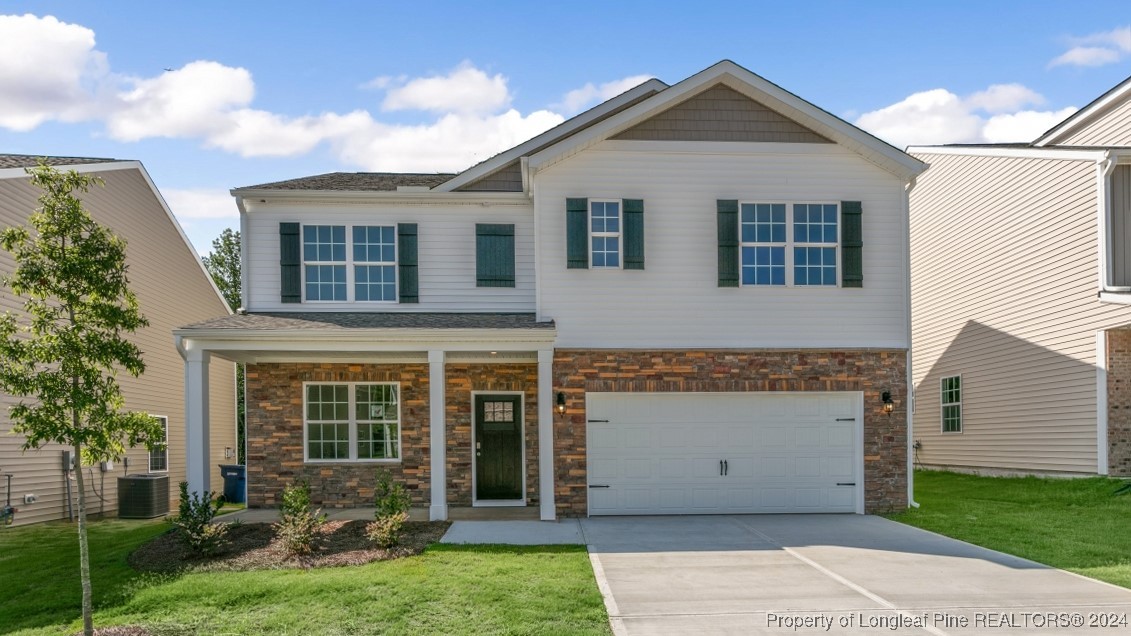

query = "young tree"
[202,228,245,463]
[0,163,161,636]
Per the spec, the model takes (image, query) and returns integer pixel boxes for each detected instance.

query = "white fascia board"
[1033,77,1131,147]
[176,328,558,352]
[908,145,1110,161]
[231,189,531,205]
[527,60,927,180]
[0,160,232,314]
[432,78,669,193]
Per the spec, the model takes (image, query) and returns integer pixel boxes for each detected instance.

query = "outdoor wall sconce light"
[881,391,894,416]
[556,392,566,417]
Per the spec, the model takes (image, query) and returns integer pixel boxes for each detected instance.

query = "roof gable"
[612,83,832,144]
[528,60,926,180]
[1034,75,1131,147]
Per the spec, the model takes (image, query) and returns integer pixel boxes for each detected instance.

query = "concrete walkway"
[581,514,1131,636]
[440,519,584,545]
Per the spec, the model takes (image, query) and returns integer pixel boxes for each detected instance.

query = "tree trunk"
[73,439,93,636]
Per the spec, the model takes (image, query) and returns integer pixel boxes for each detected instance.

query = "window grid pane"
[304,225,346,262]
[591,201,621,268]
[941,376,962,432]
[307,383,399,462]
[305,264,346,301]
[148,416,168,472]
[740,204,786,286]
[352,226,396,264]
[355,265,396,301]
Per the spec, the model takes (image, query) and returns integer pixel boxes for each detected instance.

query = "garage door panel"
[587,392,862,515]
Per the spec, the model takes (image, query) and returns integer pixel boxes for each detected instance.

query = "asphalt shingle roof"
[0,154,118,169]
[181,312,555,331]
[235,172,456,192]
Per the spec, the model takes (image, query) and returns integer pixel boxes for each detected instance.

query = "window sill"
[1099,291,1131,305]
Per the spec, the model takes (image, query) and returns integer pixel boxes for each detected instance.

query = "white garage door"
[586,392,862,515]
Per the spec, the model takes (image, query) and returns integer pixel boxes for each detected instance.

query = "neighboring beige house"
[909,75,1131,476]
[0,154,237,526]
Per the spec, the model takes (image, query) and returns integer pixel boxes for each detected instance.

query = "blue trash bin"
[219,464,246,504]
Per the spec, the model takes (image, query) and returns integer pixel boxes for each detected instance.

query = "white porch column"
[184,348,211,496]
[428,350,448,520]
[537,349,556,520]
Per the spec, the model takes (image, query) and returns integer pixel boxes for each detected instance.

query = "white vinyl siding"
[246,202,535,312]
[0,168,236,526]
[1057,99,1131,147]
[535,141,909,348]
[910,151,1131,474]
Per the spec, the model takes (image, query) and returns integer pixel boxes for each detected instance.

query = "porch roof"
[179,311,555,332]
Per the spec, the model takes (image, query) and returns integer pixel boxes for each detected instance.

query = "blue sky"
[1,1,1129,254]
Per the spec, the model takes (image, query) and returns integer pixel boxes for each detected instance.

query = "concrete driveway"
[580,515,1131,635]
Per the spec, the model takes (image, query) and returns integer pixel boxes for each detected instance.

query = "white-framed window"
[148,415,168,472]
[304,382,400,462]
[303,224,396,302]
[740,202,839,286]
[590,200,621,268]
[941,376,962,433]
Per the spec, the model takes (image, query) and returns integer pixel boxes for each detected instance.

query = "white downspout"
[904,175,921,508]
[235,196,251,311]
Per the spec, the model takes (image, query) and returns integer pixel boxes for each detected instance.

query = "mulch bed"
[128,519,450,573]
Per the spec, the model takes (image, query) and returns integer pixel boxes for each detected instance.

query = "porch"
[174,312,558,521]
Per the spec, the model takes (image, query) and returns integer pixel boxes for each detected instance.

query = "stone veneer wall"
[444,363,540,506]
[244,361,542,509]
[552,349,909,517]
[1107,330,1131,476]
[244,363,430,508]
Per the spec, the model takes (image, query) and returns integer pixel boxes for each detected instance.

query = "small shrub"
[374,468,411,518]
[366,512,409,548]
[274,480,325,556]
[172,481,228,556]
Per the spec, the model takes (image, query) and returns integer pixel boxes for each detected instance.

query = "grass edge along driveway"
[889,470,1131,589]
[0,519,610,636]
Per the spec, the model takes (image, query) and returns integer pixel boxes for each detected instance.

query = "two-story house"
[909,74,1131,477]
[175,61,926,520]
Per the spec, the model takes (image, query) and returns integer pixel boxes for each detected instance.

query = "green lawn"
[890,470,1131,588]
[0,520,609,635]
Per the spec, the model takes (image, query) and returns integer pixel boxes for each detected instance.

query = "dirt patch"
[129,519,450,573]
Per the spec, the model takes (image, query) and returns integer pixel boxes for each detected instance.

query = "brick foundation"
[1107,330,1131,476]
[552,349,909,517]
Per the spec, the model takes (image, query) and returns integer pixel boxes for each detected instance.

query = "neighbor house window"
[941,376,962,433]
[303,225,397,302]
[740,202,839,286]
[590,201,621,268]
[305,383,400,462]
[148,416,168,472]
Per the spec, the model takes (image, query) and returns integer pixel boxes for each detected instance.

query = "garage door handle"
[836,482,856,486]
[588,484,610,489]
[835,418,856,422]
[587,419,609,423]
[724,460,728,476]
[719,460,723,475]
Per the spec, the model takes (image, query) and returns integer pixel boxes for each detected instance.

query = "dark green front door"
[475,394,523,500]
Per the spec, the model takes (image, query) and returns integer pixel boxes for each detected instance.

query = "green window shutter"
[841,201,863,288]
[566,197,589,269]
[279,222,301,303]
[398,223,419,303]
[717,200,739,287]
[623,199,645,270]
[476,224,515,287]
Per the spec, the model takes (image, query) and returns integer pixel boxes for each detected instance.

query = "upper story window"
[590,201,621,268]
[740,202,839,286]
[302,225,396,302]
[941,375,962,433]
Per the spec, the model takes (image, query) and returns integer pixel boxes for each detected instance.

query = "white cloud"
[162,188,238,220]
[855,85,1077,148]
[1049,26,1131,67]
[0,15,625,173]
[0,14,107,130]
[381,62,510,114]
[557,74,654,114]
[106,61,254,141]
